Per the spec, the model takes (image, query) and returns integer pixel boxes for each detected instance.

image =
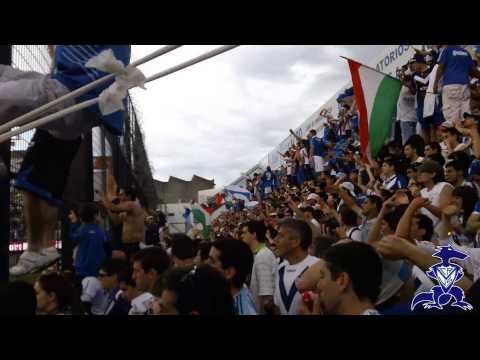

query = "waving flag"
[192,204,211,239]
[224,185,251,202]
[183,208,192,234]
[345,57,402,162]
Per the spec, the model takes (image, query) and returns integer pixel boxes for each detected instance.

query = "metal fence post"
[0,45,12,284]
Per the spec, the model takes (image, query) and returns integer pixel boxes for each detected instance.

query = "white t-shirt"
[249,246,277,315]
[313,156,325,173]
[420,182,453,227]
[300,148,310,165]
[81,277,110,315]
[274,255,319,315]
[347,226,362,242]
[397,86,417,123]
[128,292,155,315]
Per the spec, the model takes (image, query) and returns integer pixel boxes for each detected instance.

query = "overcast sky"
[130,45,386,188]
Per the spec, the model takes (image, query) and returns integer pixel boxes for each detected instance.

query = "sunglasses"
[98,272,110,278]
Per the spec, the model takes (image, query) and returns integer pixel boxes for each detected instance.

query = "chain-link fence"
[9,46,53,263]
[7,45,159,270]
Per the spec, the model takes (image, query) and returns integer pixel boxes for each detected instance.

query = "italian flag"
[346,58,402,162]
[192,204,212,239]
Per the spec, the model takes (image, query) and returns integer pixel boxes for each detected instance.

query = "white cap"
[340,182,356,197]
[307,193,320,201]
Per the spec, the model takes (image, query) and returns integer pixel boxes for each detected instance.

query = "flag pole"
[0,45,240,144]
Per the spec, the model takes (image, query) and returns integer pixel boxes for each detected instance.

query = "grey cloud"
[138,45,387,187]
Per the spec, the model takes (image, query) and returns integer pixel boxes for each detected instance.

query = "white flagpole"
[0,45,182,135]
[0,45,239,144]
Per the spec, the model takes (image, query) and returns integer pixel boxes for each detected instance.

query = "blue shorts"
[419,97,445,129]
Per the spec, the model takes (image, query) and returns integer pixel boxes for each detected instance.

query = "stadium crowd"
[2,45,480,316]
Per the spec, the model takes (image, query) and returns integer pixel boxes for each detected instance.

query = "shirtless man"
[102,158,146,260]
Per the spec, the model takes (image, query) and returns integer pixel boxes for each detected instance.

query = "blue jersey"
[234,287,257,315]
[382,173,408,191]
[71,223,109,278]
[52,45,131,136]
[438,46,474,86]
[474,200,480,215]
[262,171,275,188]
[310,136,327,157]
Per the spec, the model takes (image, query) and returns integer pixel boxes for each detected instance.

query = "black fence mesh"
[7,45,159,271]
[9,46,53,260]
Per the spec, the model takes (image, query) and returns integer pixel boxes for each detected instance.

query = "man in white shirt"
[81,276,110,315]
[273,219,319,315]
[397,85,418,145]
[418,160,454,228]
[240,220,277,315]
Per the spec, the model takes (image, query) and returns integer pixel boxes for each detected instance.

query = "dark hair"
[243,220,268,243]
[314,236,337,258]
[133,247,171,275]
[367,195,383,214]
[445,159,467,178]
[340,206,358,228]
[37,272,74,312]
[405,135,425,156]
[171,234,195,260]
[69,203,80,217]
[406,163,419,173]
[426,141,442,154]
[212,237,254,289]
[452,186,479,227]
[387,140,402,151]
[124,186,137,201]
[383,211,399,233]
[100,258,129,277]
[445,127,462,142]
[428,153,446,167]
[164,265,235,315]
[382,157,397,169]
[197,241,211,262]
[79,202,98,223]
[118,266,135,288]
[302,206,314,214]
[0,281,37,316]
[280,218,313,250]
[414,214,434,242]
[323,242,382,303]
[310,129,317,136]
[448,151,472,174]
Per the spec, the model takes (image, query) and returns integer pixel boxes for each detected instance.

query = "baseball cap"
[417,159,442,175]
[412,54,426,64]
[307,193,320,201]
[340,182,356,198]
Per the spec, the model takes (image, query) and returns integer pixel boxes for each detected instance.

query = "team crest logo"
[411,245,473,311]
